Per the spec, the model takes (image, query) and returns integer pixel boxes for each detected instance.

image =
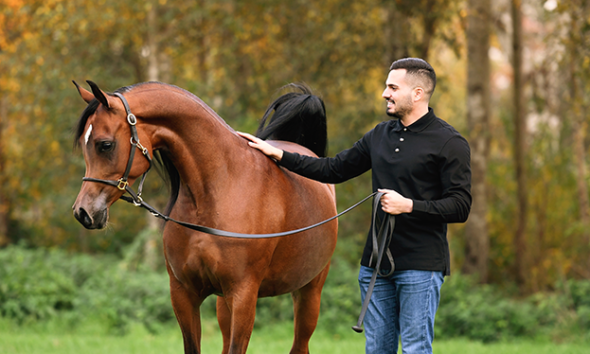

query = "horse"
[71,81,338,354]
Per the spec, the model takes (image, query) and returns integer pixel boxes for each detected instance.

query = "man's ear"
[413,86,425,102]
[73,80,95,103]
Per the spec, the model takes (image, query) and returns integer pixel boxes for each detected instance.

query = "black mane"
[256,83,328,157]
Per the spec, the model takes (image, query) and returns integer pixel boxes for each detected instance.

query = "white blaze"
[84,124,93,145]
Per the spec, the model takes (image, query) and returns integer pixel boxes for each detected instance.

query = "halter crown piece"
[82,92,152,206]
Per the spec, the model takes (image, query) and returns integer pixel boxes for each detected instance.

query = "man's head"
[382,58,436,120]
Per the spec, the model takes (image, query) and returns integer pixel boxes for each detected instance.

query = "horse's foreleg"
[216,296,231,354]
[290,263,331,354]
[222,286,259,354]
[169,275,204,354]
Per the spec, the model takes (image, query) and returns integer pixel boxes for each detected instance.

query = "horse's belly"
[257,224,337,296]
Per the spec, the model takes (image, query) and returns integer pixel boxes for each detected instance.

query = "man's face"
[382,69,414,119]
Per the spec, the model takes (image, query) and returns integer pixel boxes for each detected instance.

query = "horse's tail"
[256,83,328,157]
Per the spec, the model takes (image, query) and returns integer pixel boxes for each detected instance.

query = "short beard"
[386,100,413,120]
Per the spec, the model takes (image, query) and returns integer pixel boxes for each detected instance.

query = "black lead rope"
[121,188,379,239]
[82,91,382,238]
[352,193,396,333]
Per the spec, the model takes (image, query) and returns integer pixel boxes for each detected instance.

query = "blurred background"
[0,0,589,350]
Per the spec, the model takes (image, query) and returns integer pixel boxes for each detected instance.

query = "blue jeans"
[358,266,444,354]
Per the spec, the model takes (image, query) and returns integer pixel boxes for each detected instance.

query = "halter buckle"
[130,137,149,156]
[133,195,143,207]
[117,178,128,191]
[127,113,137,125]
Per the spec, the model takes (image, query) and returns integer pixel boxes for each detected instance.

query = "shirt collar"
[391,108,436,132]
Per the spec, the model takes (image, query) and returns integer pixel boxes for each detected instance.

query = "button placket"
[395,127,407,154]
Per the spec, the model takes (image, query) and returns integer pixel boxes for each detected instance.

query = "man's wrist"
[273,148,284,161]
[405,198,414,213]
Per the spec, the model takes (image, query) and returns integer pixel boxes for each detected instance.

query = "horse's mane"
[256,83,328,157]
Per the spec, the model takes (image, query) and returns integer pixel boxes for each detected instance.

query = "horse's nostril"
[75,207,93,228]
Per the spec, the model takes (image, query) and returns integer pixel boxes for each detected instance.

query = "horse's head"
[72,81,152,229]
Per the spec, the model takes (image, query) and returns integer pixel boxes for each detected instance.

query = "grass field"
[0,318,588,354]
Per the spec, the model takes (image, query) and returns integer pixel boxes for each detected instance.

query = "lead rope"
[352,192,396,333]
[121,188,379,239]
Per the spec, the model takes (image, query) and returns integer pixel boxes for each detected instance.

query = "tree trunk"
[511,0,528,289]
[142,0,164,270]
[147,2,160,82]
[463,0,491,283]
[0,94,8,246]
[383,3,409,66]
[568,9,590,247]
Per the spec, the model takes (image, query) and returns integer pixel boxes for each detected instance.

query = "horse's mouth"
[73,207,108,230]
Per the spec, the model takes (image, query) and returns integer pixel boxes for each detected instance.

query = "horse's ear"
[86,80,110,109]
[73,80,95,103]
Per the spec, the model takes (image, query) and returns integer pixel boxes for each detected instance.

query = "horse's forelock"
[73,98,99,149]
[73,84,143,148]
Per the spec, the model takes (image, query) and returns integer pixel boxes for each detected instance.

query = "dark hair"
[255,83,328,157]
[389,58,436,96]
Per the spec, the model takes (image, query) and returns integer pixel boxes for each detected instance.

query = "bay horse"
[71,81,338,354]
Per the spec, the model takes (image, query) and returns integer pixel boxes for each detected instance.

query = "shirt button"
[403,128,407,131]
[400,138,405,142]
[395,148,400,153]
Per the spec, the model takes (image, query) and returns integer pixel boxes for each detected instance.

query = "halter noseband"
[82,92,152,206]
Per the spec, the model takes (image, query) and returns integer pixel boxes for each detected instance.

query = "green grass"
[0,318,587,353]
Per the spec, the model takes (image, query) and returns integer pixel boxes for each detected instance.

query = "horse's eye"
[97,141,115,153]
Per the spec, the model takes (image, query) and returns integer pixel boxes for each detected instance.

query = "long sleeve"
[410,136,472,223]
[279,140,372,184]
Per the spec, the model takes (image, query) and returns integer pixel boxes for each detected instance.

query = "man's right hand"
[237,132,284,161]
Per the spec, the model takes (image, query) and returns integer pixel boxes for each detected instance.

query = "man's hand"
[237,132,284,161]
[378,188,413,215]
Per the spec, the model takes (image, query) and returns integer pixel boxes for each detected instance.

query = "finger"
[378,188,392,193]
[237,132,258,142]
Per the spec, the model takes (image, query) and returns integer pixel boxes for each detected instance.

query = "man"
[239,58,471,354]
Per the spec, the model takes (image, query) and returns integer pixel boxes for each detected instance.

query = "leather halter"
[82,92,152,207]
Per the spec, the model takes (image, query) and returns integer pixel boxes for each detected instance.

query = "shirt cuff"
[279,151,299,169]
[411,199,427,213]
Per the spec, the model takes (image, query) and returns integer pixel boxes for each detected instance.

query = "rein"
[82,92,384,239]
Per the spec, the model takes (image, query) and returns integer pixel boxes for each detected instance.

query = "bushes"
[0,245,174,333]
[1,245,589,341]
[0,245,81,322]
[436,274,539,342]
[436,274,590,342]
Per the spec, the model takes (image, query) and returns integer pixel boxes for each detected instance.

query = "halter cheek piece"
[82,92,152,206]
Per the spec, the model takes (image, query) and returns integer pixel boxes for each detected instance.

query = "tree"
[511,0,528,288]
[463,0,491,283]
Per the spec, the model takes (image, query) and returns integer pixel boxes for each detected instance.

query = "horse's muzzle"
[73,206,108,229]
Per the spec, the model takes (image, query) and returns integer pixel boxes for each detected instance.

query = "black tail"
[256,83,328,157]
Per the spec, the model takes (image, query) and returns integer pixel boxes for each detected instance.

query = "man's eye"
[97,141,115,153]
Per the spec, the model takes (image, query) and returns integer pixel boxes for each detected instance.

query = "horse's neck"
[133,87,244,200]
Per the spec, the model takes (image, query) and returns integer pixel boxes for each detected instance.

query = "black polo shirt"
[279,108,471,275]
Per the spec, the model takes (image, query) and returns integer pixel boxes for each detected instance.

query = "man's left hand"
[378,189,413,215]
